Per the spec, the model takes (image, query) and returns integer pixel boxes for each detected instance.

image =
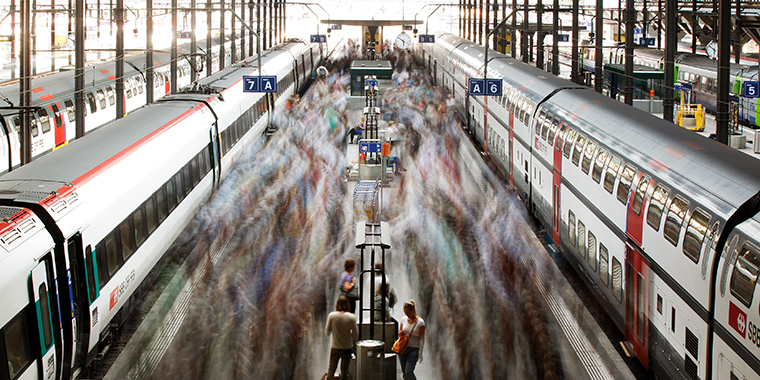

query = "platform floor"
[104,72,636,380]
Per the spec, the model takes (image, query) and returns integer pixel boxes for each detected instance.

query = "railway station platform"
[102,67,637,380]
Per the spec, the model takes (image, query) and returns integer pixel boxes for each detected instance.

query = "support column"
[624,0,634,105]
[492,0,498,50]
[595,0,603,92]
[571,0,579,83]
[479,0,484,45]
[117,0,125,116]
[170,0,177,93]
[459,0,463,37]
[239,0,245,59]
[511,0,516,58]
[716,0,731,144]
[262,0,267,49]
[484,0,489,47]
[31,0,36,75]
[657,0,662,48]
[50,3,55,71]
[500,0,507,53]
[191,0,197,76]
[522,0,528,62]
[692,0,696,53]
[663,0,675,122]
[10,0,15,79]
[256,0,261,51]
[552,0,558,74]
[231,0,236,62]
[536,2,543,70]
[249,0,254,56]
[206,0,212,76]
[735,1,741,64]
[21,0,32,163]
[220,0,225,69]
[146,0,153,104]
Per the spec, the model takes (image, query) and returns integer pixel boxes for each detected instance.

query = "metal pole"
[231,0,236,62]
[146,0,153,104]
[170,0,177,93]
[691,0,696,53]
[511,0,516,57]
[206,0,212,76]
[74,0,83,140]
[20,0,31,164]
[249,0,254,56]
[10,0,16,79]
[571,0,579,83]
[663,0,675,122]
[220,0,225,69]
[624,0,634,105]
[31,0,36,75]
[240,0,245,59]
[657,0,662,49]
[536,2,543,70]
[116,0,125,117]
[521,0,528,62]
[715,0,730,145]
[595,0,603,93]
[552,0,558,74]
[735,1,741,65]
[50,3,55,71]
[501,0,507,53]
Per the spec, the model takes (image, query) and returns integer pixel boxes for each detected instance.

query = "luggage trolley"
[353,180,380,222]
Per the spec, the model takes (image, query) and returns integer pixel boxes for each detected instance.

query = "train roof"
[550,88,760,208]
[0,96,211,185]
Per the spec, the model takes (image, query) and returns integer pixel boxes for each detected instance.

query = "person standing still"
[398,300,425,380]
[325,296,358,380]
[341,259,358,313]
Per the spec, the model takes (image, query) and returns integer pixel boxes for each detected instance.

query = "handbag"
[392,321,417,354]
[342,282,359,300]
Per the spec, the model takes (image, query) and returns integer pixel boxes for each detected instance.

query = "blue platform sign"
[744,81,760,98]
[310,34,327,43]
[639,38,655,46]
[468,78,502,96]
[419,35,435,43]
[330,24,342,30]
[243,75,278,93]
[365,79,378,87]
[557,34,569,42]
[360,142,382,153]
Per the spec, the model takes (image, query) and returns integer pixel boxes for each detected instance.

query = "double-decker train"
[0,38,323,380]
[417,33,760,380]
[0,36,245,175]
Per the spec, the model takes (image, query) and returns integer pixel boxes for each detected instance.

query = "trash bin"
[356,340,384,380]
[755,130,760,154]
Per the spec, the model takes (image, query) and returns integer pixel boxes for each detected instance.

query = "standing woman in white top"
[398,300,426,380]
[325,296,358,380]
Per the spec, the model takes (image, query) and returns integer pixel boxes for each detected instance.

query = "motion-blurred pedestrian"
[324,296,358,380]
[341,258,359,313]
[398,300,426,380]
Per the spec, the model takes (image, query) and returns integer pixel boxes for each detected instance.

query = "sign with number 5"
[744,81,759,98]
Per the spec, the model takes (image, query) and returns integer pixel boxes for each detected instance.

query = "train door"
[66,233,90,369]
[210,124,221,186]
[433,61,437,86]
[51,104,65,148]
[718,355,745,380]
[625,243,650,369]
[552,121,564,245]
[30,260,57,380]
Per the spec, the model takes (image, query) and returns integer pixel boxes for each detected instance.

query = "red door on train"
[625,171,653,369]
[52,104,65,147]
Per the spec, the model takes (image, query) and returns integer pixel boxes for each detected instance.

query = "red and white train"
[0,36,243,174]
[416,33,760,380]
[0,38,323,380]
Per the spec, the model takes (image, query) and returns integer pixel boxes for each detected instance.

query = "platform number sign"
[310,34,327,43]
[468,78,502,97]
[243,75,278,93]
[419,35,435,43]
[744,81,760,98]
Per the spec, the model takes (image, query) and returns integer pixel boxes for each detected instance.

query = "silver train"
[0,38,323,380]
[417,33,760,380]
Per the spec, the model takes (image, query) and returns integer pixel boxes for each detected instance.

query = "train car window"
[95,243,108,287]
[599,244,609,286]
[126,83,133,99]
[541,115,550,140]
[104,232,119,276]
[578,221,586,258]
[174,172,184,204]
[647,185,669,231]
[65,99,76,122]
[592,149,609,183]
[120,219,135,261]
[588,231,597,271]
[183,165,193,195]
[191,156,200,186]
[563,129,576,158]
[133,207,146,247]
[549,118,560,147]
[616,165,636,205]
[612,257,622,302]
[37,109,50,134]
[604,156,622,194]
[572,134,586,166]
[4,313,31,380]
[96,89,106,109]
[137,79,144,94]
[85,245,97,303]
[664,195,689,246]
[568,210,577,246]
[87,92,97,113]
[29,116,38,137]
[51,104,62,127]
[581,141,596,174]
[144,197,157,237]
[155,188,168,225]
[632,174,651,215]
[107,86,115,105]
[730,243,760,307]
[683,209,710,264]
[535,111,545,135]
